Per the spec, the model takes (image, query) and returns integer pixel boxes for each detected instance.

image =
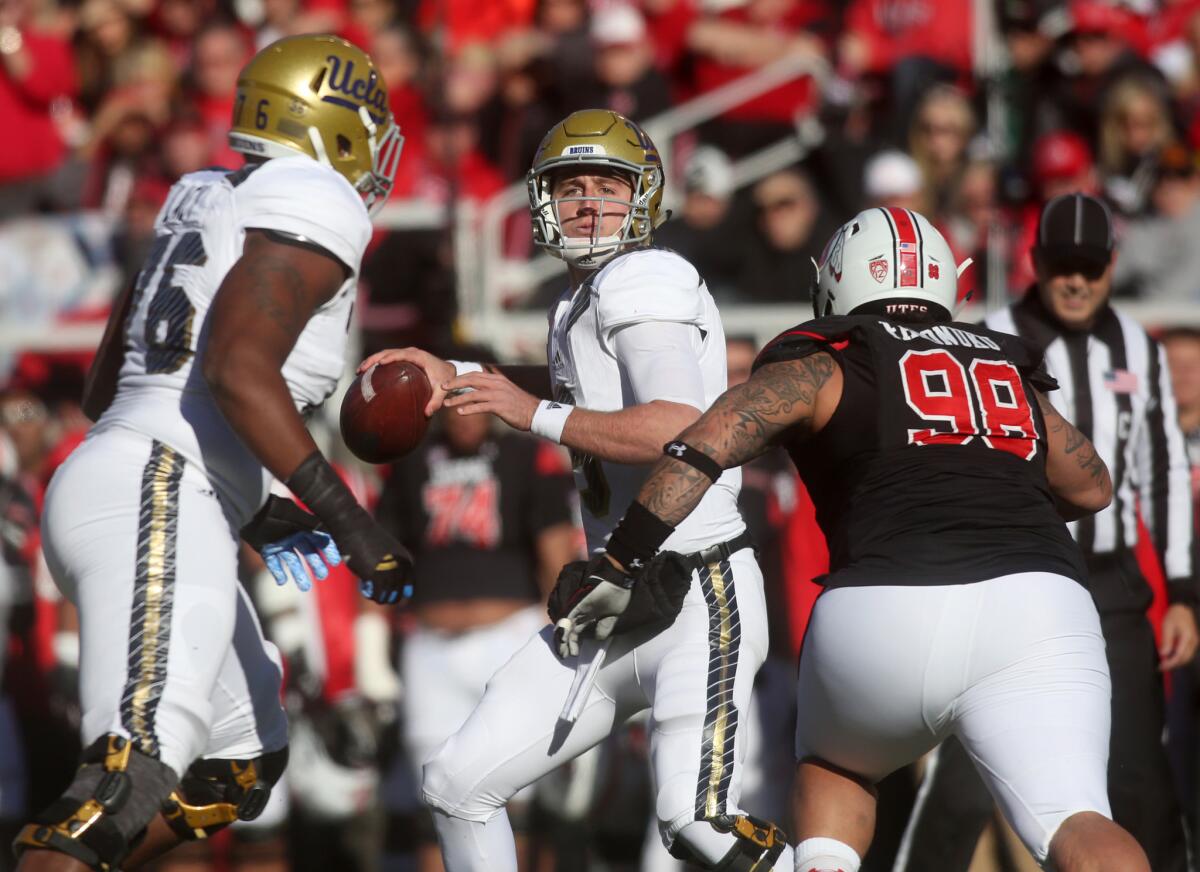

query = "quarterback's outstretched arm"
[636,353,840,527]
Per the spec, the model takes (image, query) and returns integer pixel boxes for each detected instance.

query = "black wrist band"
[662,440,723,483]
[285,451,370,541]
[606,500,675,570]
[1167,580,1198,609]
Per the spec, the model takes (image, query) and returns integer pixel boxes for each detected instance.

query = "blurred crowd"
[12,0,1200,337]
[9,0,1200,870]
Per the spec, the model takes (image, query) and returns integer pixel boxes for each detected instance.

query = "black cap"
[1034,192,1114,271]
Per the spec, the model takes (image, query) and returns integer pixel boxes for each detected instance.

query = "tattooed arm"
[203,229,348,480]
[634,353,841,528]
[1036,390,1113,521]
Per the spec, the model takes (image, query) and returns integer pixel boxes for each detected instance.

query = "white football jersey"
[94,156,371,525]
[547,248,744,554]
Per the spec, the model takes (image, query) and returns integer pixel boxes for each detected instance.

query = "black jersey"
[754,315,1087,589]
[375,433,576,606]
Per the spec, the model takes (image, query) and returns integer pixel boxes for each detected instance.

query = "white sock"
[794,836,862,872]
[431,807,518,872]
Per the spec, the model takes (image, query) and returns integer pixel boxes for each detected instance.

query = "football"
[339,361,433,463]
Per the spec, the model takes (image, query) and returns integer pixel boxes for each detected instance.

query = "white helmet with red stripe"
[812,207,962,321]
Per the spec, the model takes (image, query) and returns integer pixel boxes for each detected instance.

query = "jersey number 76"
[899,349,1038,460]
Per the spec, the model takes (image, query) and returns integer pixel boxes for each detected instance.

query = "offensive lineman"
[13,35,413,872]
[583,208,1150,872]
[361,109,793,871]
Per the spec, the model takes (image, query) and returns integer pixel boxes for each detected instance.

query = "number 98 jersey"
[96,156,371,525]
[755,315,1087,590]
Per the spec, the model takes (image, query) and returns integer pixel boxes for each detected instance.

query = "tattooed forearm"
[639,455,716,526]
[634,353,837,527]
[1035,390,1111,509]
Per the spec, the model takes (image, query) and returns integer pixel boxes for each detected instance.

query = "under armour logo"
[628,558,644,570]
[667,443,687,457]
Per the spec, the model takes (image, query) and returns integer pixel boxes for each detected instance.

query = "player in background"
[13,34,412,872]
[580,208,1150,872]
[362,109,793,872]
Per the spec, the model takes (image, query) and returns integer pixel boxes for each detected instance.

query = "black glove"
[286,453,414,605]
[613,551,691,634]
[548,551,691,652]
[240,495,322,550]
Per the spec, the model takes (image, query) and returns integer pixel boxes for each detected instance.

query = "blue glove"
[262,531,342,592]
[358,577,414,605]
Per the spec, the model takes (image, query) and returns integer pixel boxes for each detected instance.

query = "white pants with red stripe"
[41,428,288,778]
[421,547,776,869]
[795,572,1112,863]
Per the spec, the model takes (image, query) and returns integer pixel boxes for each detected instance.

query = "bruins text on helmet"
[812,207,969,322]
[527,109,667,269]
[228,34,403,215]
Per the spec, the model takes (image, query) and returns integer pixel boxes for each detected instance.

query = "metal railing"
[459,51,832,349]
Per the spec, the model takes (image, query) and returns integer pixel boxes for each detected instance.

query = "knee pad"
[13,734,178,871]
[161,746,287,842]
[670,814,789,871]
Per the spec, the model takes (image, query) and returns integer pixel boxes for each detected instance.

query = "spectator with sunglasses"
[896,191,1197,871]
[1114,142,1200,301]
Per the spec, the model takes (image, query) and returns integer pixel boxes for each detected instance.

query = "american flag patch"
[1104,369,1138,393]
[899,241,917,252]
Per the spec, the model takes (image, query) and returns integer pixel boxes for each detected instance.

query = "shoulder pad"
[235,156,371,274]
[753,316,860,372]
[594,249,703,336]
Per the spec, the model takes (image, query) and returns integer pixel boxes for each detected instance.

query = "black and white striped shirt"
[986,291,1195,604]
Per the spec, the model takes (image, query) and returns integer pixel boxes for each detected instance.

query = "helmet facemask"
[356,107,403,216]
[305,106,403,216]
[529,159,660,269]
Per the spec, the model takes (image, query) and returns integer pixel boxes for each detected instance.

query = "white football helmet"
[812,207,964,321]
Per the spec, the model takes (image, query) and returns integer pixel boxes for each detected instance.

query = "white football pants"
[795,572,1112,864]
[41,428,288,778]
[422,548,782,870]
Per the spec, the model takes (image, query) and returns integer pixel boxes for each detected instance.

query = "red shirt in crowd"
[689,3,826,123]
[843,0,973,77]
[0,29,77,183]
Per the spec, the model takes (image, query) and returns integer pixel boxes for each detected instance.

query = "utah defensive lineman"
[590,208,1150,872]
[14,35,412,872]
[361,109,792,871]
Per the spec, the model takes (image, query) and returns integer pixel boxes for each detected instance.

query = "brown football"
[340,361,433,463]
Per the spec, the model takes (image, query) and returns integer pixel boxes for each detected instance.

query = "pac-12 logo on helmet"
[811,208,965,322]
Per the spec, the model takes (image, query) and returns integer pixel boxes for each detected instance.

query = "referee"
[895,192,1199,872]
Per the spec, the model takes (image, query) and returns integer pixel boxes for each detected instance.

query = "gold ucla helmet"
[527,109,666,268]
[229,34,403,214]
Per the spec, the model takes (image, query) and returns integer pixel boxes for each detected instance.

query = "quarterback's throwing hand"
[443,371,539,432]
[357,347,455,417]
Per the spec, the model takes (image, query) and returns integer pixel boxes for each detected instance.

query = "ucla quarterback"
[363,109,791,872]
